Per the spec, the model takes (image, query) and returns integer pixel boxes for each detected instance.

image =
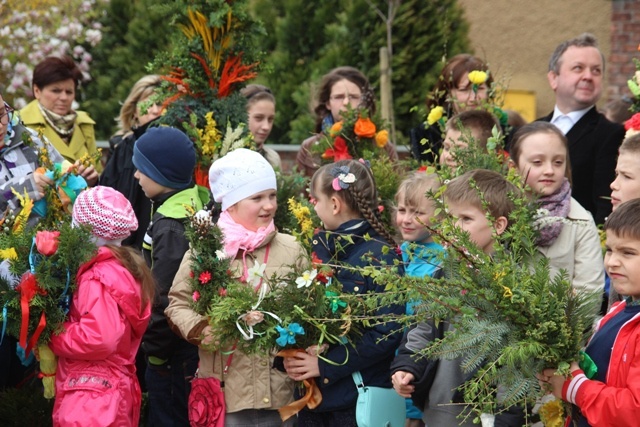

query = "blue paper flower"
[275,323,305,347]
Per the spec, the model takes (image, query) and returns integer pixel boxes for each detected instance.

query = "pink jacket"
[562,300,640,426]
[49,247,151,427]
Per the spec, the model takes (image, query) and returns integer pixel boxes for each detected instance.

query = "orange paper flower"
[354,117,376,138]
[329,121,343,137]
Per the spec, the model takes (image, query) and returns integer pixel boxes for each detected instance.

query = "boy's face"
[134,170,172,199]
[605,229,640,300]
[227,189,277,232]
[395,195,434,243]
[439,128,482,170]
[447,200,504,255]
[610,151,640,211]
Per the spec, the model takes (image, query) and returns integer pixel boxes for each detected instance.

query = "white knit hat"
[72,186,138,241]
[209,148,277,211]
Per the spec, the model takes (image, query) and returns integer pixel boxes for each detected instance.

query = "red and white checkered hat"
[72,186,138,241]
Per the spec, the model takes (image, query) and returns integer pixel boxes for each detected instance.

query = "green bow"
[579,350,598,379]
[326,291,347,313]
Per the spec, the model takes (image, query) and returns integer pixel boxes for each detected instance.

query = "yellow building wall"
[458,0,612,120]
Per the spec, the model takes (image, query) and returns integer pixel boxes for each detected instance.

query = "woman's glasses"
[0,102,14,125]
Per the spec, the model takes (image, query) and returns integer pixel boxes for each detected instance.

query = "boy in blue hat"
[133,126,210,426]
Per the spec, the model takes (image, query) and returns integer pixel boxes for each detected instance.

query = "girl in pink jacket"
[49,186,154,427]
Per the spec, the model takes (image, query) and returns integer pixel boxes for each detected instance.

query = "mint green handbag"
[352,371,406,427]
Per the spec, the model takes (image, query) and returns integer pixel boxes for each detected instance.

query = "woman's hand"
[283,352,320,381]
[75,162,99,187]
[33,171,54,198]
[391,371,415,397]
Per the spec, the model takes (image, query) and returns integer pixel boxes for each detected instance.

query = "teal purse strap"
[352,371,365,393]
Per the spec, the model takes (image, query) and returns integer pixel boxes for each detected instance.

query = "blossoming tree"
[0,0,107,108]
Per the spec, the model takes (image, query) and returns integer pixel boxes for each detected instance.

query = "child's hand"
[391,371,415,397]
[538,362,580,399]
[283,352,320,381]
[200,325,215,347]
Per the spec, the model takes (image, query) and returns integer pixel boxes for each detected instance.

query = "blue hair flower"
[275,323,305,347]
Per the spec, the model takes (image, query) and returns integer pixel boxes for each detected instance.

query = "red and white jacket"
[562,301,640,427]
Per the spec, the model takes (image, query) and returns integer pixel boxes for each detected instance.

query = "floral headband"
[331,165,356,191]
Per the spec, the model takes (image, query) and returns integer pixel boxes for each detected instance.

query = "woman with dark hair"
[296,66,397,177]
[19,55,99,184]
[410,54,494,163]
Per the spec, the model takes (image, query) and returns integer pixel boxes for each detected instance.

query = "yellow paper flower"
[0,248,18,260]
[375,130,389,148]
[539,397,565,427]
[427,106,444,126]
[468,70,488,85]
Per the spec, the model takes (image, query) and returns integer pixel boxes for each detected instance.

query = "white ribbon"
[235,278,282,341]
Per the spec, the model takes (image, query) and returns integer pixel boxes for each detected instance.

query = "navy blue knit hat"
[132,127,196,190]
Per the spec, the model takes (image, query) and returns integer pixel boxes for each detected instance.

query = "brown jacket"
[165,231,306,413]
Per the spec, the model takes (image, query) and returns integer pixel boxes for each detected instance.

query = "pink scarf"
[217,210,275,278]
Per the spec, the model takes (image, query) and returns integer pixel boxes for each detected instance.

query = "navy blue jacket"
[308,219,404,412]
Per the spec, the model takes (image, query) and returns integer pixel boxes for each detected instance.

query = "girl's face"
[326,79,362,122]
[610,151,640,212]
[395,195,434,243]
[516,132,567,196]
[227,189,277,232]
[312,181,340,231]
[247,99,275,148]
[450,74,488,114]
[34,79,75,115]
[135,97,162,128]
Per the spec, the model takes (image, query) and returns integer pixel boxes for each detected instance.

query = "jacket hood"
[78,246,151,333]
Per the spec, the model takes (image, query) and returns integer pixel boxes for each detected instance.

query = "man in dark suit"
[539,33,625,225]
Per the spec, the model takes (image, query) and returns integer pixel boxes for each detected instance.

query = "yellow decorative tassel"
[38,343,57,399]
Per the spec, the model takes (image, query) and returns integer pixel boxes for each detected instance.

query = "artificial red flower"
[311,252,323,267]
[190,271,195,278]
[218,287,227,297]
[354,117,376,138]
[192,291,201,302]
[35,231,60,257]
[322,137,352,161]
[199,271,212,284]
[625,112,640,131]
[188,377,225,427]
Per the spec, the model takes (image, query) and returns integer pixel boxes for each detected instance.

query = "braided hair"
[311,159,396,245]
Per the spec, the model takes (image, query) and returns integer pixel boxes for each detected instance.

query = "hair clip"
[331,166,356,191]
[358,158,371,168]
